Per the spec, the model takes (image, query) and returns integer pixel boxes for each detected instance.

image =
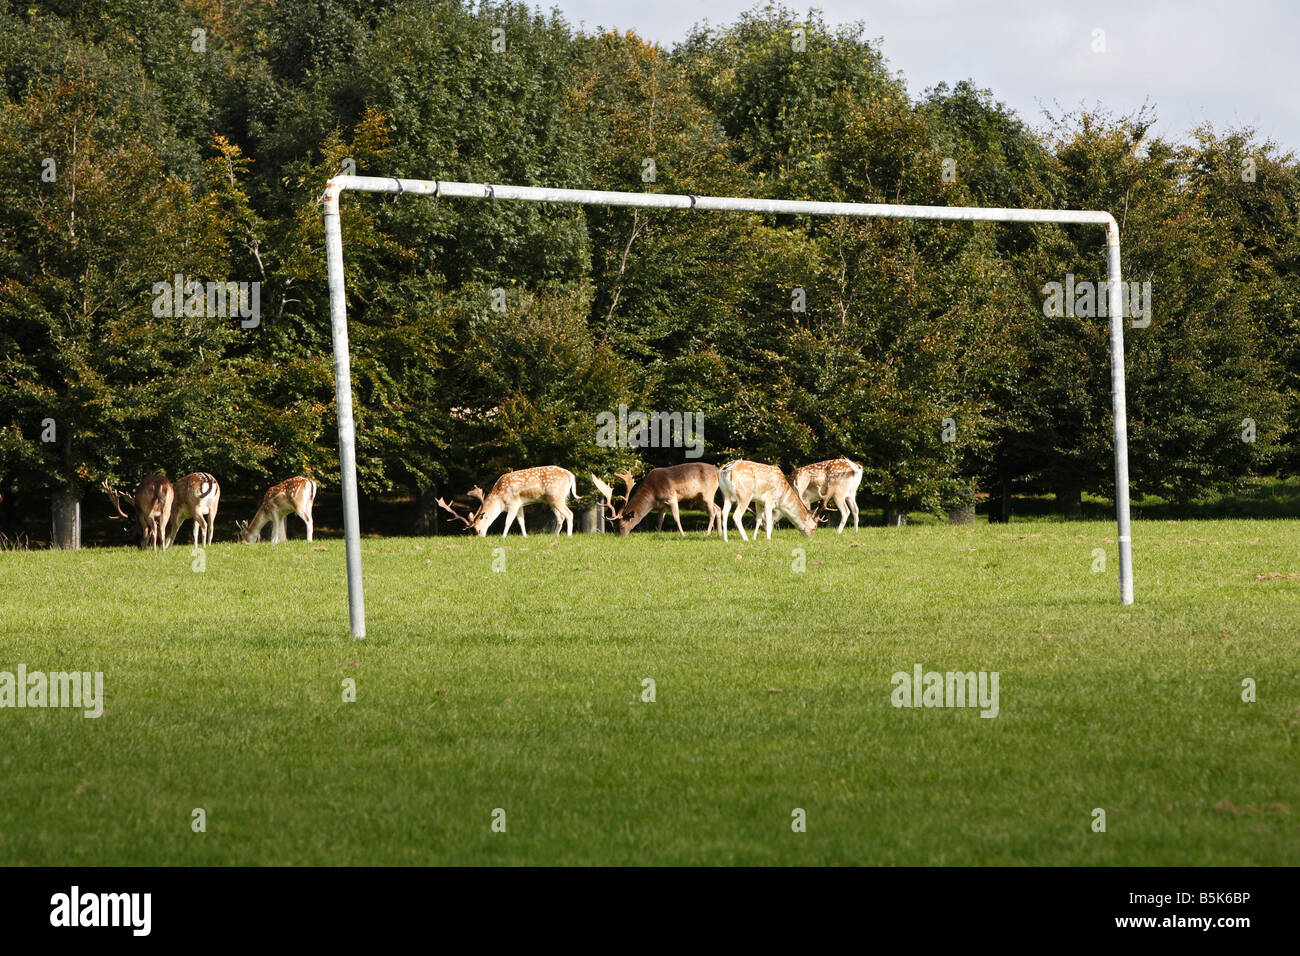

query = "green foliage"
[0,25,267,505]
[2,0,1297,539]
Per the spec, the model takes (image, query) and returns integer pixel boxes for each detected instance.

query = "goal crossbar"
[323,175,1135,637]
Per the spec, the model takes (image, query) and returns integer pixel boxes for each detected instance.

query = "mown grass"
[1,518,1298,865]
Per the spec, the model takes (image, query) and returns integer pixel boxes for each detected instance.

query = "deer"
[717,460,819,542]
[236,476,317,543]
[166,472,221,548]
[790,457,863,533]
[591,463,721,537]
[104,474,174,551]
[436,466,577,537]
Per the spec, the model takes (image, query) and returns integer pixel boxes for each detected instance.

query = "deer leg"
[850,494,860,531]
[503,504,521,538]
[669,499,686,535]
[763,502,775,540]
[721,497,733,542]
[732,496,751,542]
[835,494,850,534]
[303,510,313,542]
[550,505,564,535]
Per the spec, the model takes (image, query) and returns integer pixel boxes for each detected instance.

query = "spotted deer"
[437,466,577,537]
[790,457,863,533]
[167,472,221,547]
[591,463,721,536]
[717,460,819,542]
[236,477,316,543]
[104,474,174,551]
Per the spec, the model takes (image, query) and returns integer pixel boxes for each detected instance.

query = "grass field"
[2,517,1298,865]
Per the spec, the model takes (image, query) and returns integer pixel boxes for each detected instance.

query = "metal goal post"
[323,175,1135,637]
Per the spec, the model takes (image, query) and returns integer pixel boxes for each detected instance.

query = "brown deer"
[437,466,577,537]
[591,464,721,537]
[790,457,863,533]
[717,460,819,542]
[236,477,316,543]
[167,472,221,547]
[104,474,174,551]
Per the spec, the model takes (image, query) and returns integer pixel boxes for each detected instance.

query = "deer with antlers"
[236,476,316,543]
[104,474,174,551]
[717,460,819,542]
[166,472,221,548]
[437,465,578,537]
[790,457,863,533]
[591,464,721,537]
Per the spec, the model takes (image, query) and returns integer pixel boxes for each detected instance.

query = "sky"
[546,0,1298,152]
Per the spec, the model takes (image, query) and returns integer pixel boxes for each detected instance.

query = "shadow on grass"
[963,478,1300,524]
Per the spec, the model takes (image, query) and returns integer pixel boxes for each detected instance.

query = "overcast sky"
[549,1,1297,152]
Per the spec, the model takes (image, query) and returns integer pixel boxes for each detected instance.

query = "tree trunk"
[1055,481,1083,517]
[946,504,976,525]
[0,473,17,534]
[576,502,604,533]
[414,485,438,536]
[51,484,82,550]
[988,477,1011,523]
[882,506,908,527]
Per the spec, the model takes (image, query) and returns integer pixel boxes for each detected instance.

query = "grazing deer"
[592,463,721,537]
[437,466,577,537]
[717,460,819,542]
[790,457,863,533]
[104,474,174,551]
[236,477,316,543]
[167,472,221,548]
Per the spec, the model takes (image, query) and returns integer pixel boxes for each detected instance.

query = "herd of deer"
[436,457,864,542]
[102,474,316,550]
[102,456,862,549]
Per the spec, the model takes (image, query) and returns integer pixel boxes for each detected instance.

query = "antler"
[435,496,475,528]
[614,469,637,503]
[590,473,622,520]
[103,479,130,519]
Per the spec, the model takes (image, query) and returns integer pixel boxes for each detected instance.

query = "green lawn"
[1,519,1297,865]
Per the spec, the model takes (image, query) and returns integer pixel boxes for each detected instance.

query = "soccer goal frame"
[323,175,1135,637]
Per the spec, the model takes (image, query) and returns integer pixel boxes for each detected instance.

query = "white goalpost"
[323,174,1136,637]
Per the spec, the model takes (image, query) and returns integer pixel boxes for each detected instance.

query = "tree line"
[1,0,1296,546]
